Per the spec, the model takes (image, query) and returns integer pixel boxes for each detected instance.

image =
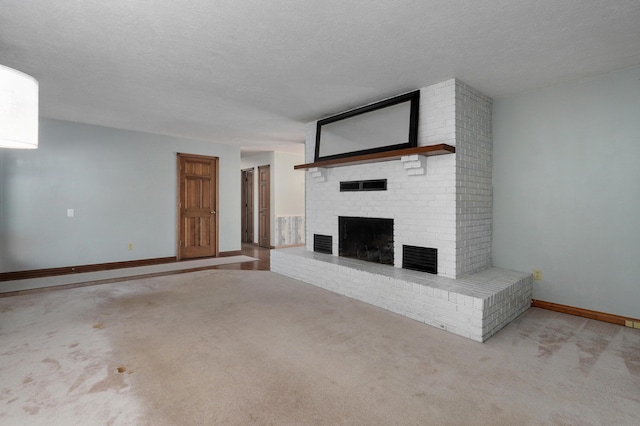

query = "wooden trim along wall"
[274,243,305,249]
[0,251,243,282]
[531,299,640,327]
[218,250,242,257]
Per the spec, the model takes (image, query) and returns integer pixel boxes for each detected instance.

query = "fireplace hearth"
[339,216,393,265]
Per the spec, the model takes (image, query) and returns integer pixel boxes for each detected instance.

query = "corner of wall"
[454,80,493,277]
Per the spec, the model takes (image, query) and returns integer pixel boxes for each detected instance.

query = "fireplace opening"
[339,217,393,265]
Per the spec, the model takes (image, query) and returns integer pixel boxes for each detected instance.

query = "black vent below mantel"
[403,245,437,274]
[340,179,387,192]
[313,234,333,254]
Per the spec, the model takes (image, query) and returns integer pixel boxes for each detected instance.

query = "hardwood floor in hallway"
[214,243,271,271]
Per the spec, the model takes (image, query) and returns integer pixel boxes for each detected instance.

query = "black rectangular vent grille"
[314,234,333,254]
[340,179,387,192]
[402,245,437,274]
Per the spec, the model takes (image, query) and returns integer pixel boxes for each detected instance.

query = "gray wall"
[0,119,241,272]
[492,66,640,318]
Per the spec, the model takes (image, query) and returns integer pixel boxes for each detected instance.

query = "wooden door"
[177,154,218,260]
[258,165,270,248]
[241,168,254,243]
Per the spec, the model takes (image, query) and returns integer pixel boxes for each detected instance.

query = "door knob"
[210,211,216,214]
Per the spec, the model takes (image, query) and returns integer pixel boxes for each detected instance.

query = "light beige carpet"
[1,269,639,425]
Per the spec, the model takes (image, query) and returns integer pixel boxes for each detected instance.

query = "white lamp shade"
[0,64,39,149]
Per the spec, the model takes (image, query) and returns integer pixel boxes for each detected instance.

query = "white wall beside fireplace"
[304,79,492,278]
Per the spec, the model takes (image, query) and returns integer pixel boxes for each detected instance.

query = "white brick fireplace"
[272,79,532,342]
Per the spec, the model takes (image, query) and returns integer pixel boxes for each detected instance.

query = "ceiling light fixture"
[0,64,39,149]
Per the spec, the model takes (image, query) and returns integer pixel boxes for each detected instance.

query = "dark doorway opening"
[241,168,254,243]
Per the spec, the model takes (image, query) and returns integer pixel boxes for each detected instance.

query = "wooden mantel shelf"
[294,144,455,170]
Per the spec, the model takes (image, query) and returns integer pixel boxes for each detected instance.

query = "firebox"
[339,217,393,265]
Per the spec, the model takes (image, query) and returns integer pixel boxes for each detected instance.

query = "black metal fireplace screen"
[339,217,393,265]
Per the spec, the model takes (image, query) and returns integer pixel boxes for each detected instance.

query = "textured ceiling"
[2,0,640,153]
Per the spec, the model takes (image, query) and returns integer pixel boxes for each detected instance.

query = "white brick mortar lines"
[271,248,533,342]
[455,80,493,276]
[400,154,427,176]
[305,157,457,276]
[420,79,457,147]
[308,167,326,183]
[305,80,460,277]
[304,122,319,252]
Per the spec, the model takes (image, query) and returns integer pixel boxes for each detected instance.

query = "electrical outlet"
[128,243,133,250]
[533,269,542,280]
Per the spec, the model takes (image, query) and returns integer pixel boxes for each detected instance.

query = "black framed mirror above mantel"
[296,90,454,171]
[315,90,421,162]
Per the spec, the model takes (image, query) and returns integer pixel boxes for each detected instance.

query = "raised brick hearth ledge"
[271,247,532,342]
